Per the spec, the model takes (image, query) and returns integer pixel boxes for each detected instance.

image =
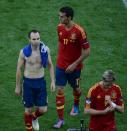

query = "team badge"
[111,91,117,99]
[70,33,77,42]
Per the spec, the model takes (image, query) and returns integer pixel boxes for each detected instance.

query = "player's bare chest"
[26,51,41,65]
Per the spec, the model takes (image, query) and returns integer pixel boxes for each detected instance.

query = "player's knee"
[39,106,47,114]
[25,108,32,114]
[57,88,64,95]
[74,87,81,93]
[73,88,82,97]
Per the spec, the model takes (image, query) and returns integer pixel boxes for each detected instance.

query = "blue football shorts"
[23,77,47,108]
[55,66,81,88]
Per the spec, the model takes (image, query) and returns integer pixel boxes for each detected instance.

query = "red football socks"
[32,109,43,120]
[56,94,65,120]
[73,90,81,106]
[24,112,32,131]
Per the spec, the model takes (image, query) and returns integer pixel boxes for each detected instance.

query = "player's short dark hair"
[28,29,40,38]
[60,6,74,20]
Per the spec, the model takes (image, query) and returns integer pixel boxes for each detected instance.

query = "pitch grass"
[0,0,127,130]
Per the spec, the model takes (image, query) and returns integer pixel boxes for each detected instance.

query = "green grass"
[0,0,127,130]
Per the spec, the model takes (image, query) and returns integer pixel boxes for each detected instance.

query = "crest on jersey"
[70,33,77,40]
[111,91,117,99]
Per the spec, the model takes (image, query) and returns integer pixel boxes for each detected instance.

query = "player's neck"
[31,44,39,51]
[100,81,111,91]
[64,21,74,29]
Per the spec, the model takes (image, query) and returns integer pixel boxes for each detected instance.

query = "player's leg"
[32,106,47,131]
[68,70,82,116]
[24,108,33,131]
[23,81,33,131]
[70,87,81,116]
[53,67,67,128]
[23,78,34,131]
[53,87,65,128]
[32,78,48,130]
[32,106,47,121]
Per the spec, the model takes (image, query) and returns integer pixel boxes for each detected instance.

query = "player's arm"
[106,91,124,113]
[65,48,90,73]
[84,97,108,115]
[107,99,124,113]
[114,89,124,113]
[84,106,114,115]
[74,27,90,65]
[47,47,55,92]
[84,90,114,116]
[65,28,90,73]
[114,104,124,113]
[15,50,25,96]
[74,47,90,65]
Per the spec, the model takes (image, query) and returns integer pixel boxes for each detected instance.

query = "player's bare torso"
[23,49,44,78]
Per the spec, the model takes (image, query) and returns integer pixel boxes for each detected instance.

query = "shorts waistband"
[23,76,44,81]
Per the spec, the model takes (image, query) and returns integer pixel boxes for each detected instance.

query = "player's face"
[59,12,70,25]
[29,32,40,47]
[102,77,113,88]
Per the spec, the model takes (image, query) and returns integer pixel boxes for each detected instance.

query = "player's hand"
[105,95,111,101]
[15,86,21,96]
[105,95,116,108]
[50,81,55,92]
[105,95,112,104]
[104,106,115,114]
[65,63,77,73]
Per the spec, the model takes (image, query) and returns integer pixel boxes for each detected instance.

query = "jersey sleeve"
[80,31,90,49]
[116,86,124,106]
[85,85,96,109]
[85,97,91,109]
[57,24,61,38]
[75,24,90,49]
[78,27,90,49]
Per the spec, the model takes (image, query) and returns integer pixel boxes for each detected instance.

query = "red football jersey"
[85,82,124,131]
[56,23,90,69]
